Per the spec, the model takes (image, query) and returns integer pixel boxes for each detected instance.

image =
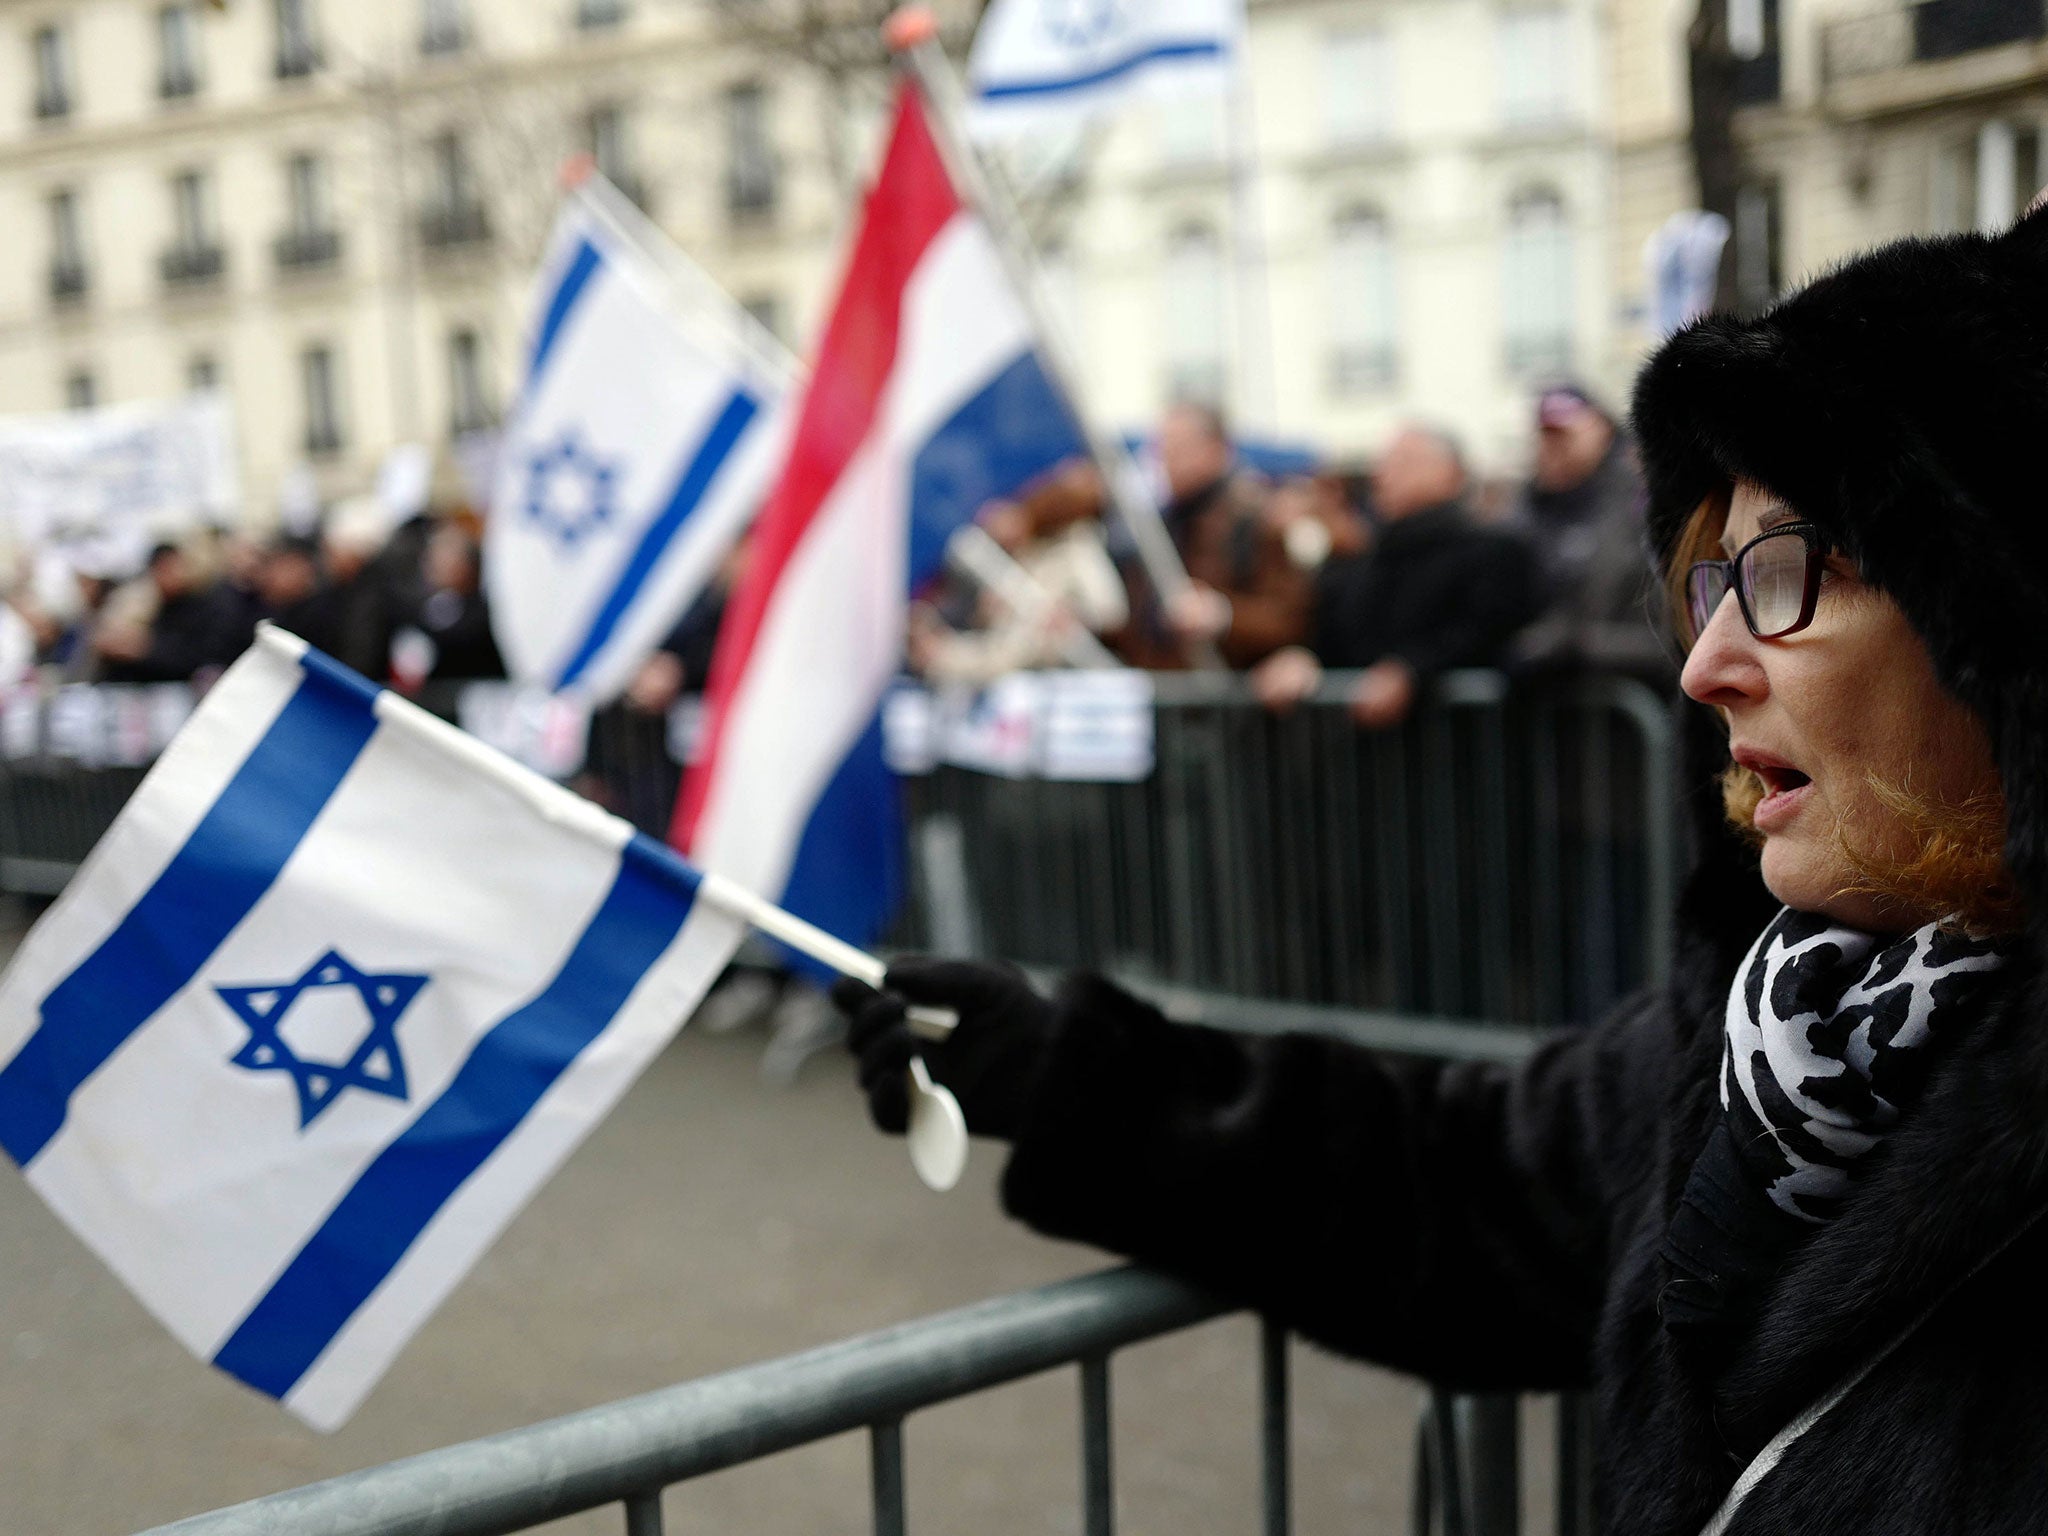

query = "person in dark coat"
[1506,385,1671,686]
[1251,425,1536,727]
[94,543,242,683]
[834,209,2048,1534]
[1112,403,1310,670]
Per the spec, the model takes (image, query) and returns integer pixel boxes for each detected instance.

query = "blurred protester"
[1508,385,1670,683]
[318,497,401,680]
[1252,426,1536,728]
[254,535,329,650]
[393,523,503,684]
[1114,403,1309,670]
[93,541,242,684]
[1260,472,1372,576]
[909,462,1128,685]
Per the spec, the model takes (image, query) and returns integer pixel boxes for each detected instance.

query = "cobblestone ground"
[0,913,1556,1536]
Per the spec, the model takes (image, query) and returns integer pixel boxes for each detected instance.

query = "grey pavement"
[0,921,1549,1535]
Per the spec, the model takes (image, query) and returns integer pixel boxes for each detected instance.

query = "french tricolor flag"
[674,84,1086,953]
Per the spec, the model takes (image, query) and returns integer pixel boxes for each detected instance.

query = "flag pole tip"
[883,6,939,52]
[559,153,597,191]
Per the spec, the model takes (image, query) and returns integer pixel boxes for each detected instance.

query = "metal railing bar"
[620,1490,663,1536]
[139,1267,1224,1536]
[1080,1353,1114,1536]
[870,1418,906,1536]
[1259,1319,1290,1536]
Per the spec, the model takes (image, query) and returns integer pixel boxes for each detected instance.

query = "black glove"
[831,957,1056,1141]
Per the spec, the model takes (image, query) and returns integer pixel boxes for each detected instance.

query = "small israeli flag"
[487,183,788,704]
[967,0,1242,136]
[0,627,744,1428]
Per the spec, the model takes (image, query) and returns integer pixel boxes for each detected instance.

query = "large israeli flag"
[487,189,787,704]
[968,0,1241,135]
[0,627,744,1429]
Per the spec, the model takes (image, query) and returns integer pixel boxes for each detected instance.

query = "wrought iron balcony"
[33,88,70,121]
[48,262,88,305]
[274,227,342,272]
[159,243,226,287]
[418,203,492,251]
[1825,0,2048,82]
[275,39,321,79]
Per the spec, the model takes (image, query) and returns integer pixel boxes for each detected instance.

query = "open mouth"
[1754,764,1811,797]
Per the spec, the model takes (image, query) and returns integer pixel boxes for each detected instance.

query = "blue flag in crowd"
[486,186,787,705]
[0,627,744,1428]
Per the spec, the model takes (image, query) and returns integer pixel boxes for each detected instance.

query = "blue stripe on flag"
[0,653,381,1168]
[528,237,605,381]
[906,349,1085,590]
[553,388,761,692]
[975,40,1227,102]
[210,835,698,1401]
[773,708,902,974]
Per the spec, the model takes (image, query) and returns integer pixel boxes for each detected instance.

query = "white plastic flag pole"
[690,875,969,1193]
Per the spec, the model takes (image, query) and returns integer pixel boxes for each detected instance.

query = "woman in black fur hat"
[835,210,2048,1534]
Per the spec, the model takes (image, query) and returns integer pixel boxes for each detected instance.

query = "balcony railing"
[159,243,226,287]
[33,88,71,121]
[48,262,89,305]
[1825,0,2048,80]
[275,39,321,78]
[418,203,491,251]
[159,66,201,100]
[273,227,342,272]
[1734,48,1783,103]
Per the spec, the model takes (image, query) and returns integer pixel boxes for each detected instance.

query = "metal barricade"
[896,670,1674,1028]
[136,1267,1266,1536]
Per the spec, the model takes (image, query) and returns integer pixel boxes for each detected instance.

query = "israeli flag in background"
[487,190,787,705]
[968,0,1242,135]
[0,628,743,1429]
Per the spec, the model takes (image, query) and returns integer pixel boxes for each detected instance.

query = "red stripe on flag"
[673,83,960,851]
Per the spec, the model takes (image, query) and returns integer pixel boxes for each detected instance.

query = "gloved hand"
[831,957,1057,1141]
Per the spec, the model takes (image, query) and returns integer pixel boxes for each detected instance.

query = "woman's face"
[1680,483,1999,932]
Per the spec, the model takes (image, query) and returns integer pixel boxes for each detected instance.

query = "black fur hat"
[1632,208,2048,934]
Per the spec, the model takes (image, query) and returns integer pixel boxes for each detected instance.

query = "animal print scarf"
[1723,907,2009,1224]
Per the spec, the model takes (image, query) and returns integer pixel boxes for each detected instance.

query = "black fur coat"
[993,212,2048,1534]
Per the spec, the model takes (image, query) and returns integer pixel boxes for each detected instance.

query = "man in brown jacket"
[1112,403,1310,669]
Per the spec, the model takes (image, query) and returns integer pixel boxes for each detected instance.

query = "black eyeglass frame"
[1685,521,1827,645]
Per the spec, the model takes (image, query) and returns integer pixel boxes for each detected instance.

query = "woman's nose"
[1680,588,1767,707]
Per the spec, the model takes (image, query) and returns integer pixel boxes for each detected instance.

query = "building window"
[1732,180,1782,314]
[32,25,71,120]
[724,82,778,224]
[586,103,644,206]
[276,153,341,269]
[275,0,320,78]
[449,328,492,434]
[1934,119,2042,232]
[421,131,490,247]
[1329,207,1397,394]
[1497,8,1573,128]
[302,345,343,455]
[1730,0,1782,104]
[1503,187,1573,377]
[48,188,88,304]
[1325,29,1394,148]
[576,0,627,28]
[65,369,96,411]
[158,5,203,98]
[422,0,465,54]
[161,169,226,286]
[188,354,219,391]
[1162,221,1227,405]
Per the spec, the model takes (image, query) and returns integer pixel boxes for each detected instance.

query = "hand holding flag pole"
[676,872,972,1194]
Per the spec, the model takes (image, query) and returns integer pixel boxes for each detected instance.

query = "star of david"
[218,951,429,1130]
[1040,0,1128,47]
[523,430,620,550]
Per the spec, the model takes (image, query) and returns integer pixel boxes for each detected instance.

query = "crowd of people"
[0,382,1661,738]
[906,385,1669,729]
[0,503,504,693]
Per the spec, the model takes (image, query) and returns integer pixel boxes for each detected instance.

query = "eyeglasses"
[1685,522,1827,645]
